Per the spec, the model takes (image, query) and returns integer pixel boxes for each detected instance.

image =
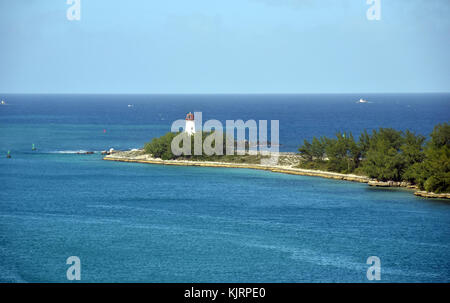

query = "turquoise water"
[0,94,449,282]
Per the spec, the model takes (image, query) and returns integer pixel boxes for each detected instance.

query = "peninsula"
[103,121,449,200]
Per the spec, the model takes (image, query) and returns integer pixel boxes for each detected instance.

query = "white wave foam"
[49,150,98,154]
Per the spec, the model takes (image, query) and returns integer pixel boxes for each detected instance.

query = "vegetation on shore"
[298,123,449,193]
[143,132,270,164]
[143,123,449,194]
[144,132,179,160]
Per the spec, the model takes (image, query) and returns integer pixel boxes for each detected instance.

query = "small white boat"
[0,100,6,105]
[127,104,134,108]
[358,98,368,103]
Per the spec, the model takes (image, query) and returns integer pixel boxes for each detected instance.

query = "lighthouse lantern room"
[185,112,196,136]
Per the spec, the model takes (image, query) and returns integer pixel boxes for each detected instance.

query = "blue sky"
[1,0,449,94]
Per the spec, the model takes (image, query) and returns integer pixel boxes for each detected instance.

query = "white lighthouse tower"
[185,112,196,136]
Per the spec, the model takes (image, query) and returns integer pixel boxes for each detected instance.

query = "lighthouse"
[185,112,196,136]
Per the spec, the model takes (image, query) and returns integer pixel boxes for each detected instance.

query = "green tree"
[324,134,346,173]
[361,128,405,181]
[144,132,178,160]
[323,132,360,173]
[311,137,326,160]
[298,139,313,161]
[401,130,426,183]
[410,123,450,193]
[298,132,360,173]
[358,130,371,158]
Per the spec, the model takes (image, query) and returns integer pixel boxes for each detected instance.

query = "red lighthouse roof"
[185,112,194,121]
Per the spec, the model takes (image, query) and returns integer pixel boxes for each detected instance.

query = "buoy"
[6,151,11,158]
[103,129,107,133]
[32,143,36,151]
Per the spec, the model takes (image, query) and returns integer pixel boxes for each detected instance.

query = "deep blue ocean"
[0,94,449,282]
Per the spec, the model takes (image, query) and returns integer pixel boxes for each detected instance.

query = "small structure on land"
[185,112,196,136]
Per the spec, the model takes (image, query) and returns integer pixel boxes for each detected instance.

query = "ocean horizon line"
[2,92,450,96]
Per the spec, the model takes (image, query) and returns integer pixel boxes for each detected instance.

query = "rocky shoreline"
[103,150,448,200]
[367,180,417,189]
[414,191,450,199]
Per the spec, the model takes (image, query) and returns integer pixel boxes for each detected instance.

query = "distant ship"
[357,98,368,103]
[127,104,134,108]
